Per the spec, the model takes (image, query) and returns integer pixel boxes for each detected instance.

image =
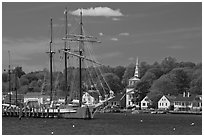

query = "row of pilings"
[2,107,61,119]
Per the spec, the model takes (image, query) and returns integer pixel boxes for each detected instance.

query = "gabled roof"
[164,95,176,102]
[141,96,152,102]
[174,94,196,102]
[87,90,100,99]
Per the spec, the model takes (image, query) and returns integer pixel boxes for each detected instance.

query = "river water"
[2,113,202,135]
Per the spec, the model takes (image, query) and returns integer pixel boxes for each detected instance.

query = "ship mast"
[62,9,101,107]
[8,50,11,106]
[64,7,69,104]
[47,18,55,104]
[79,10,83,107]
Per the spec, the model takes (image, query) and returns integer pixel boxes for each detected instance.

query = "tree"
[148,61,163,79]
[161,56,178,74]
[150,74,178,96]
[132,81,151,104]
[190,76,202,95]
[122,63,135,86]
[113,66,126,81]
[97,73,122,95]
[18,85,29,94]
[170,68,191,94]
[141,71,157,85]
[139,61,150,78]
[13,66,26,78]
[179,61,196,68]
[190,67,202,95]
[29,80,40,92]
[20,75,29,86]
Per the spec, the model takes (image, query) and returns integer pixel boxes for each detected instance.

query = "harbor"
[2,113,202,135]
[2,2,202,135]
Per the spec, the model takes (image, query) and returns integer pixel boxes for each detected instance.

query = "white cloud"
[99,32,104,36]
[112,18,120,21]
[119,32,130,36]
[110,38,119,41]
[69,7,123,17]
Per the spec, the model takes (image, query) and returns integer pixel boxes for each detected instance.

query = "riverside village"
[2,4,202,120]
[2,56,202,118]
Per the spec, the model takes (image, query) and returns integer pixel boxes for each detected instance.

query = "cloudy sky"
[2,2,202,73]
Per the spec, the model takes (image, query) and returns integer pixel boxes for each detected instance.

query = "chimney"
[183,92,186,97]
[187,92,190,97]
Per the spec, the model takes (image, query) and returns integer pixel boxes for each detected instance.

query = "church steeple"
[134,57,139,78]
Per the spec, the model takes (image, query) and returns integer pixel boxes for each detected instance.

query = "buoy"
[140,119,143,123]
[191,122,195,126]
[72,124,75,128]
[51,131,54,135]
[173,127,176,131]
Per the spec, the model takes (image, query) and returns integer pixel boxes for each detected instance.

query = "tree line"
[2,56,201,104]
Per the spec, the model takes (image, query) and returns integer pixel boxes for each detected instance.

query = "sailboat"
[47,9,115,119]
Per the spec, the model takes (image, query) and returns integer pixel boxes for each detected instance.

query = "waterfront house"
[158,95,176,110]
[24,92,50,107]
[126,57,140,108]
[173,92,201,111]
[141,96,152,110]
[82,90,99,105]
[192,95,202,111]
[107,93,126,108]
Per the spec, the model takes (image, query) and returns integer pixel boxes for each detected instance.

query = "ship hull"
[60,106,96,119]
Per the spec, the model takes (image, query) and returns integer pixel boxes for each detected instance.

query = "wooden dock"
[2,107,62,118]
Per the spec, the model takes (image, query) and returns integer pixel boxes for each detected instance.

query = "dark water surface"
[2,113,202,135]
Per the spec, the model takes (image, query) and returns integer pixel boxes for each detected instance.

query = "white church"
[126,57,140,108]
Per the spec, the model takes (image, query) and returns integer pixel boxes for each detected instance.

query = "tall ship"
[46,8,115,119]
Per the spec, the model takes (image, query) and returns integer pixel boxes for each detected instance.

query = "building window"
[143,103,146,106]
[166,103,167,106]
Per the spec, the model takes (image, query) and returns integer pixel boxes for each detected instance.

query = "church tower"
[134,57,139,78]
[128,57,140,87]
[126,57,140,108]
